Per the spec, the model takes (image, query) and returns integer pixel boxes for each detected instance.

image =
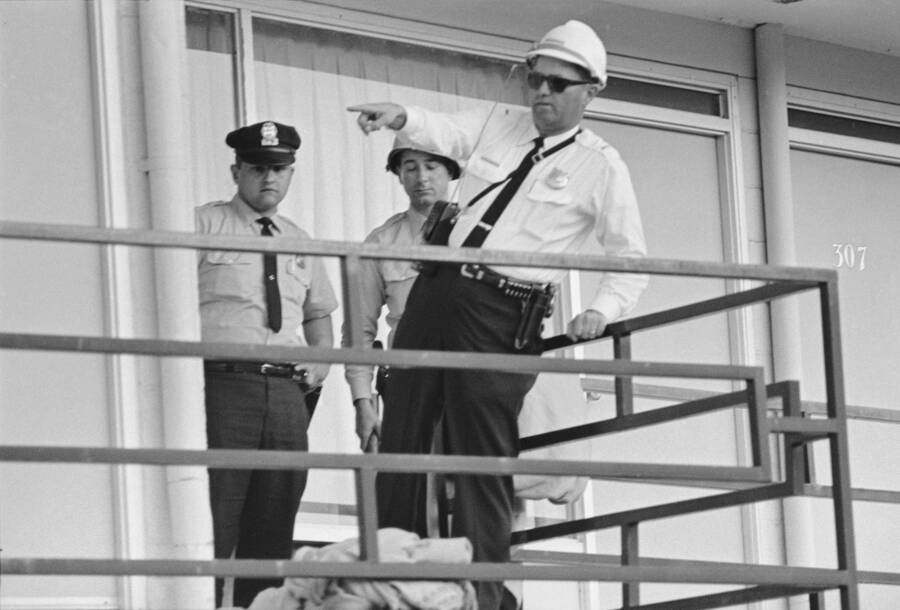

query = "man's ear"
[230,164,239,183]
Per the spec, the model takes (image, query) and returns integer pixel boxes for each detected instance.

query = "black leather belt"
[204,360,297,378]
[459,263,551,300]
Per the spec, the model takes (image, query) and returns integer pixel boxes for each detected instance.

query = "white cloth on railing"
[514,373,592,504]
[246,528,477,610]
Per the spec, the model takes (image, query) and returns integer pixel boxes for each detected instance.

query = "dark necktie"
[460,137,543,248]
[256,217,282,333]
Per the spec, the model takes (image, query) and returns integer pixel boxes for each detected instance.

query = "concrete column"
[139,1,213,607]
[755,23,818,609]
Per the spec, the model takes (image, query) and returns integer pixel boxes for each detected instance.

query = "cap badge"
[545,167,569,189]
[260,121,279,146]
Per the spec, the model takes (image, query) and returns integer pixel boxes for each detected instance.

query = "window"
[789,108,900,145]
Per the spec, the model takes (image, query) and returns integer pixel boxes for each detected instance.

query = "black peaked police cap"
[226,120,301,166]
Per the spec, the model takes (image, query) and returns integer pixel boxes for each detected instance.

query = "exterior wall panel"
[0,0,117,604]
[786,36,900,106]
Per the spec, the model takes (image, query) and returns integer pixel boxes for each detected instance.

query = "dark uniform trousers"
[205,370,310,608]
[377,264,538,610]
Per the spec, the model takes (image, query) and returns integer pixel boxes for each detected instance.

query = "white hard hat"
[525,20,607,86]
[385,136,460,180]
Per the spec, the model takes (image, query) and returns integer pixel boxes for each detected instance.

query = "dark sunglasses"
[526,71,593,93]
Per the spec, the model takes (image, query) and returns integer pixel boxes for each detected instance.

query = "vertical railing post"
[614,334,639,607]
[621,522,639,609]
[342,254,366,349]
[355,466,380,562]
[613,333,634,418]
[746,372,771,475]
[781,381,806,495]
[819,280,858,609]
[783,382,826,608]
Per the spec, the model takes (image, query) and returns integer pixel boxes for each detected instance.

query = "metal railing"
[0,220,883,609]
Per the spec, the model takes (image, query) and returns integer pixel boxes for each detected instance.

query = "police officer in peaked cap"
[196,120,337,607]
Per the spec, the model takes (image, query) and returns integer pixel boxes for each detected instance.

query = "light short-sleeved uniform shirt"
[400,104,649,323]
[343,207,427,401]
[196,196,338,346]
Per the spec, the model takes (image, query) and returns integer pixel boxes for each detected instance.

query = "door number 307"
[833,244,867,270]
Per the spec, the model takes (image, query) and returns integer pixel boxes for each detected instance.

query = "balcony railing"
[1,219,895,609]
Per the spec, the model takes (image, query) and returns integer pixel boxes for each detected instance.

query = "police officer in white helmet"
[342,136,460,452]
[348,21,648,610]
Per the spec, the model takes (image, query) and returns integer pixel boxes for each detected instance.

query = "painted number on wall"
[833,244,867,270]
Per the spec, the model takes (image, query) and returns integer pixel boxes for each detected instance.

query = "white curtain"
[251,18,526,242]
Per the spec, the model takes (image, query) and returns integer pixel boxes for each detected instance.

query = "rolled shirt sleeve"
[342,253,385,401]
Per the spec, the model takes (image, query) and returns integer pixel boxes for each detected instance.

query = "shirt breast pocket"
[522,178,577,238]
[200,251,254,298]
[282,255,312,305]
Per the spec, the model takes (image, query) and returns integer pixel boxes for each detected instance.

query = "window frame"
[788,86,900,165]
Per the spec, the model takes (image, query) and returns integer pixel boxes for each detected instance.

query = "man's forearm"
[302,315,334,347]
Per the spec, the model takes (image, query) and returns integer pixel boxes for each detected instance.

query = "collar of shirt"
[405,206,428,239]
[539,125,581,151]
[230,195,282,234]
[513,124,580,151]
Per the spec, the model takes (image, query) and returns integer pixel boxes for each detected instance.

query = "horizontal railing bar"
[0,221,835,282]
[597,477,760,491]
[513,483,790,544]
[521,385,759,450]
[582,377,723,401]
[616,282,817,334]
[543,282,818,352]
[587,478,900,504]
[296,479,900,515]
[522,382,797,451]
[0,445,770,482]
[800,401,900,424]
[803,484,900,505]
[513,550,897,592]
[0,557,851,587]
[858,570,900,585]
[768,417,839,436]
[0,332,763,380]
[581,378,898,424]
[513,549,769,569]
[626,584,827,610]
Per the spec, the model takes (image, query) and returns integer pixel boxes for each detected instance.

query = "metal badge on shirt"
[286,255,306,274]
[544,167,570,189]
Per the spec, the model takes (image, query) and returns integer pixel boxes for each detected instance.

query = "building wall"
[0,0,118,605]
[0,1,897,608]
